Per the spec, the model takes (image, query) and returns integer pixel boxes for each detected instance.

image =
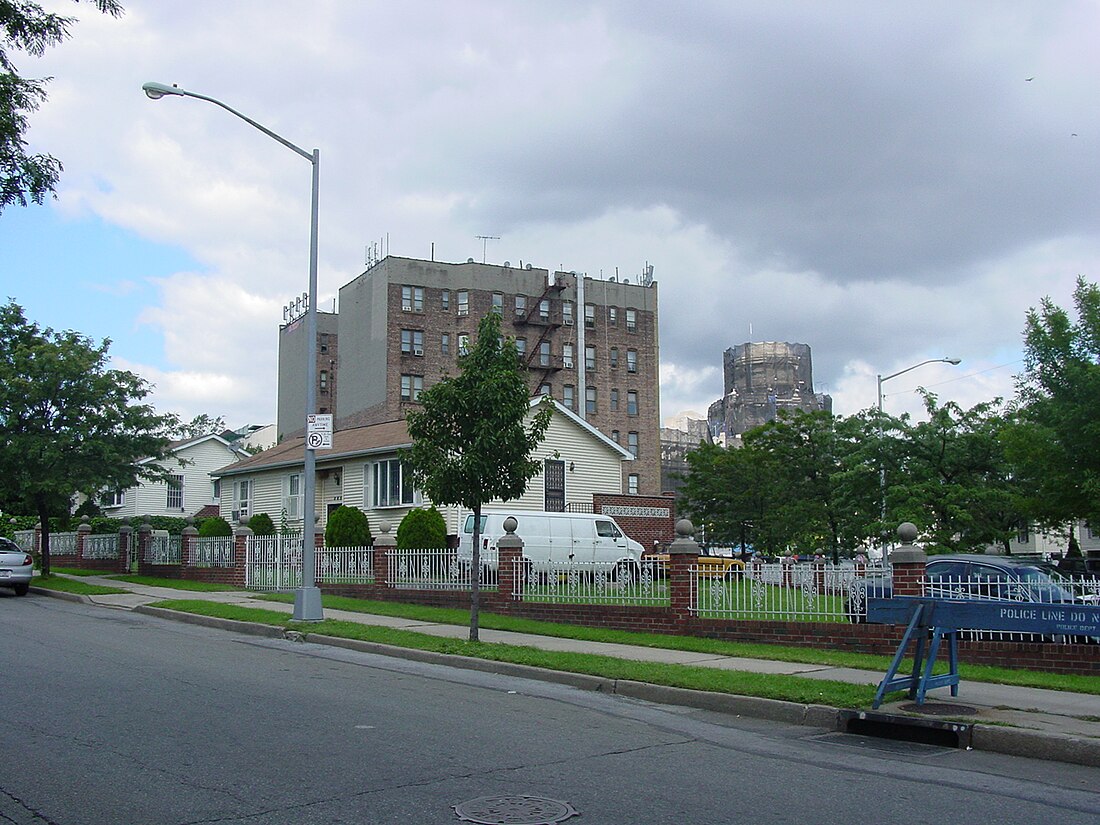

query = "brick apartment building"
[278,255,662,494]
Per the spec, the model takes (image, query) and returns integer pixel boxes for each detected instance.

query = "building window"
[539,300,550,322]
[562,301,574,326]
[515,337,527,361]
[319,333,329,353]
[627,473,639,495]
[627,349,637,373]
[610,347,620,369]
[563,344,574,369]
[515,295,526,317]
[626,308,637,331]
[441,289,450,311]
[441,333,450,355]
[166,474,184,510]
[610,388,619,411]
[212,479,220,502]
[319,369,329,393]
[539,341,551,367]
[563,385,575,411]
[608,306,618,326]
[1016,521,1030,544]
[492,292,504,315]
[99,488,124,508]
[627,431,639,457]
[401,374,424,401]
[611,430,620,444]
[458,333,470,356]
[457,290,469,316]
[585,345,596,371]
[627,391,638,416]
[235,479,251,519]
[372,458,417,507]
[285,473,302,520]
[401,285,423,312]
[538,383,551,396]
[584,303,596,328]
[585,386,597,414]
[401,329,424,355]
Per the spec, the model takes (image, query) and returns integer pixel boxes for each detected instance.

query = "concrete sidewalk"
[31,574,1100,766]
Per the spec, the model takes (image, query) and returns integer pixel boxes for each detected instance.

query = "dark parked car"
[846,554,1096,622]
[0,537,34,596]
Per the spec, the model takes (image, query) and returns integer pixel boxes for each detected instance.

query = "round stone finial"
[897,522,919,544]
[186,516,195,526]
[503,516,518,534]
[675,518,694,538]
[80,515,90,524]
[379,521,391,534]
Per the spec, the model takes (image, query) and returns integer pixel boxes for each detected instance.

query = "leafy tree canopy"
[1,1,123,211]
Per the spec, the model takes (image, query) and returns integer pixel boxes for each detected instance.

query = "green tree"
[396,506,447,550]
[2,1,123,211]
[0,301,176,574]
[174,414,227,440]
[403,311,552,640]
[324,505,372,547]
[678,441,776,554]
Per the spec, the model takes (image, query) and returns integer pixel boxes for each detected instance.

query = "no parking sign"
[307,414,333,450]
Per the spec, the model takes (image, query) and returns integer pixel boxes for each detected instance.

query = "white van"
[458,510,645,576]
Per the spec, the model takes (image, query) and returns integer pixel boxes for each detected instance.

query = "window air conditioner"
[402,305,412,311]
[413,347,424,356]
[564,318,574,325]
[563,358,573,368]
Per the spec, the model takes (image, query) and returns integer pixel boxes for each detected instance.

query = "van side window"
[596,521,619,538]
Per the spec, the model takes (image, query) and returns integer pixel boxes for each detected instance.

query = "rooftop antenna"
[475,235,500,263]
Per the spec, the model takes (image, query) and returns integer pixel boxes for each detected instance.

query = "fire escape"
[514,276,567,389]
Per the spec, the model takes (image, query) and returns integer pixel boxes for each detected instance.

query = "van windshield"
[463,515,488,534]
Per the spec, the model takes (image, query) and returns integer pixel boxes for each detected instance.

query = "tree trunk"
[469,502,481,642]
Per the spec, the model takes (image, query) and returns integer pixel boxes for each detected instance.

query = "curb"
[29,586,92,604]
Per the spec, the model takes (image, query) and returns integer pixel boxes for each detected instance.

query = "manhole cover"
[899,702,978,716]
[453,795,578,825]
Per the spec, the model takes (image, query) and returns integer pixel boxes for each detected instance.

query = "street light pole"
[143,81,324,621]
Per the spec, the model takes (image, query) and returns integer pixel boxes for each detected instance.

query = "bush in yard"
[396,507,447,550]
[249,512,275,536]
[198,516,233,537]
[325,506,372,547]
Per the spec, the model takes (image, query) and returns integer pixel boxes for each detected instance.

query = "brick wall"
[592,492,676,551]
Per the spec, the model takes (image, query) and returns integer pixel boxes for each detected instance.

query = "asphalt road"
[3,593,1099,825]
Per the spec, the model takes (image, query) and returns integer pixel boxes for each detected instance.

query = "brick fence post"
[137,520,153,575]
[889,522,926,597]
[667,518,700,627]
[118,525,132,573]
[77,516,91,567]
[232,522,252,589]
[373,522,395,588]
[181,517,198,574]
[497,516,524,602]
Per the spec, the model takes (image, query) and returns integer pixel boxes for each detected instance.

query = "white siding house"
[212,399,635,537]
[98,435,250,519]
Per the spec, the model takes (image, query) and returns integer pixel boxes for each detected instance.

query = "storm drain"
[453,795,579,824]
[838,708,974,749]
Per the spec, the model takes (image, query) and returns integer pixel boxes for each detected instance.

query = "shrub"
[249,512,275,536]
[198,516,233,537]
[127,515,188,535]
[324,505,372,547]
[396,507,447,550]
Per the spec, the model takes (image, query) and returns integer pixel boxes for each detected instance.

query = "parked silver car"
[0,537,34,596]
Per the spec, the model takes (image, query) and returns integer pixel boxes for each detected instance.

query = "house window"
[166,474,184,510]
[627,391,638,415]
[563,385,575,411]
[401,374,424,401]
[441,289,450,311]
[608,306,618,326]
[626,309,637,331]
[1016,521,1030,544]
[372,459,417,507]
[627,474,639,494]
[627,431,639,457]
[585,386,597,414]
[609,347,619,369]
[627,349,637,373]
[1088,522,1097,540]
[515,295,526,317]
[457,290,469,316]
[539,341,551,367]
[285,473,302,520]
[235,479,251,519]
[610,388,619,411]
[401,329,424,355]
[538,383,552,396]
[539,300,550,322]
[563,344,574,369]
[212,479,220,502]
[401,285,423,312]
[585,345,596,371]
[458,333,470,355]
[441,333,450,355]
[584,303,596,328]
[492,292,504,315]
[562,301,574,326]
[99,489,124,508]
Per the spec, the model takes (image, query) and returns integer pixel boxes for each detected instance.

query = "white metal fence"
[83,534,120,560]
[48,532,78,555]
[318,546,374,584]
[245,535,375,591]
[389,548,497,590]
[512,557,670,605]
[146,534,181,565]
[189,536,235,568]
[13,531,35,553]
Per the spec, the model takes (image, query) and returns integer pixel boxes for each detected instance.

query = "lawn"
[32,576,128,596]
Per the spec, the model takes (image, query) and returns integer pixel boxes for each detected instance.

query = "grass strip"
[33,576,129,595]
[107,575,239,592]
[149,599,880,707]
[256,592,1100,695]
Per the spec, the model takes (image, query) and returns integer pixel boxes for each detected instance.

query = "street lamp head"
[142,81,184,100]
[944,357,962,365]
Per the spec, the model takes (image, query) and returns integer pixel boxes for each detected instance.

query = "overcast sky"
[2,1,1097,429]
